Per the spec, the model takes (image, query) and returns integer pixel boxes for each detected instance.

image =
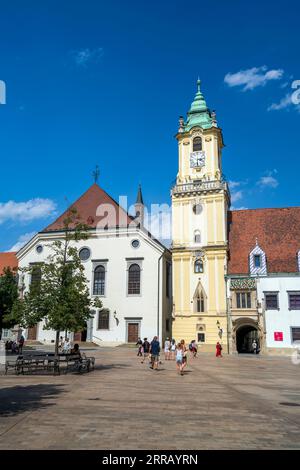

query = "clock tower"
[171,80,230,351]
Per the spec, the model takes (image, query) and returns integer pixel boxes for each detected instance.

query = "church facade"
[16,184,172,345]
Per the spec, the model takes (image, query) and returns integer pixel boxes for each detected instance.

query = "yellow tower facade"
[171,80,230,352]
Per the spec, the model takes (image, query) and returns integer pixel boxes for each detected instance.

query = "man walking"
[149,336,160,370]
[141,338,150,363]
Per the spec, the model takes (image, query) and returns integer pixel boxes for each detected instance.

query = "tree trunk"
[55,330,60,357]
[0,311,3,341]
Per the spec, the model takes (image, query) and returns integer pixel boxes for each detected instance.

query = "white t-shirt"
[176,349,183,361]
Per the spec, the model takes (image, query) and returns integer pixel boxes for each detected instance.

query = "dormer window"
[254,255,261,268]
[193,136,202,152]
[249,241,267,276]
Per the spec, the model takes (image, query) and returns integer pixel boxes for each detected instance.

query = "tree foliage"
[0,267,19,339]
[5,208,103,354]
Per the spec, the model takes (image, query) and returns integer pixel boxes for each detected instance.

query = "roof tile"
[228,207,300,274]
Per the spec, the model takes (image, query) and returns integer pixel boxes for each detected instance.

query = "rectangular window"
[265,293,279,310]
[289,292,300,310]
[166,319,170,331]
[197,333,205,343]
[254,255,261,268]
[128,264,141,295]
[236,292,252,309]
[30,265,42,289]
[98,310,109,330]
[291,327,300,342]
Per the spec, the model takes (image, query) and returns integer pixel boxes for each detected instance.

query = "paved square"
[0,347,300,449]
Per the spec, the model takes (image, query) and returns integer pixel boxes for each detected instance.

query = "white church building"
[16,183,172,346]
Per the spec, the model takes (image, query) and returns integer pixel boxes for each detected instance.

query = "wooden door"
[27,324,37,340]
[127,323,139,343]
[73,331,82,341]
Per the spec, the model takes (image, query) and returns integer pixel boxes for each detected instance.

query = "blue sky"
[0,0,299,251]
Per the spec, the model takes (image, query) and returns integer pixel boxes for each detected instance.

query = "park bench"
[62,353,95,374]
[4,353,95,375]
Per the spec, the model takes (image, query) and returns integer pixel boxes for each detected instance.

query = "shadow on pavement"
[94,363,130,371]
[0,384,65,417]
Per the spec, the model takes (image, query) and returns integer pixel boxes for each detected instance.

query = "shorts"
[151,354,159,362]
[176,359,183,365]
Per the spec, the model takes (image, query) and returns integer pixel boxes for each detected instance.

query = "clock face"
[190,151,205,168]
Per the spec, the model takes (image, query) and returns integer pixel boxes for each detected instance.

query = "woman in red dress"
[216,342,223,358]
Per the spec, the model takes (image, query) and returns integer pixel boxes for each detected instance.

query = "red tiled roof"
[43,184,134,232]
[0,252,18,275]
[228,207,300,274]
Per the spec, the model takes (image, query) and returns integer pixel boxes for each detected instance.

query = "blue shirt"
[150,340,160,355]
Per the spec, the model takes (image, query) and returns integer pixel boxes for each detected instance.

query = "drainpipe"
[225,276,230,355]
[157,252,164,339]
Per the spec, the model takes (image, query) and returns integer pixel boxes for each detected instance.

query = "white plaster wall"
[17,228,169,344]
[257,276,300,348]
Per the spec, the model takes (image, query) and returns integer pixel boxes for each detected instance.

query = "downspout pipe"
[157,252,164,339]
[225,275,230,355]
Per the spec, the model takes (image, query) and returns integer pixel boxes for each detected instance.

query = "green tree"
[5,208,103,355]
[0,267,19,340]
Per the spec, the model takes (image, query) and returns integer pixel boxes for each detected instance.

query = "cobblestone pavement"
[0,347,300,450]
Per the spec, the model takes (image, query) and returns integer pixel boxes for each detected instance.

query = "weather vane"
[93,165,100,184]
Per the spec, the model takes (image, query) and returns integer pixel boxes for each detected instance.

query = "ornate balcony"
[171,179,229,197]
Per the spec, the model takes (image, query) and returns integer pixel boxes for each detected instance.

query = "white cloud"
[224,66,284,91]
[231,206,248,211]
[268,92,300,112]
[257,171,279,189]
[268,93,293,111]
[231,190,243,203]
[0,198,56,225]
[8,232,37,252]
[228,181,242,189]
[71,47,104,67]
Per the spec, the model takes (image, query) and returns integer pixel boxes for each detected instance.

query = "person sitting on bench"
[71,343,81,357]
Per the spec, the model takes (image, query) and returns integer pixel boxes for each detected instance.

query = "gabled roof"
[0,252,18,275]
[43,183,134,232]
[228,207,300,274]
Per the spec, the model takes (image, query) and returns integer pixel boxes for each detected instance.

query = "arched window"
[128,263,141,295]
[194,259,204,273]
[196,292,205,313]
[193,136,202,152]
[93,265,105,296]
[194,231,201,244]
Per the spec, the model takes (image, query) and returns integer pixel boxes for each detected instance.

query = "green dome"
[183,79,213,131]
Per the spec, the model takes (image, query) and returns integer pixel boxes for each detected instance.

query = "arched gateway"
[236,324,259,353]
[232,318,263,354]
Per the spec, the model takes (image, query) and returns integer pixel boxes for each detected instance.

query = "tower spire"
[136,183,144,205]
[135,184,144,227]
